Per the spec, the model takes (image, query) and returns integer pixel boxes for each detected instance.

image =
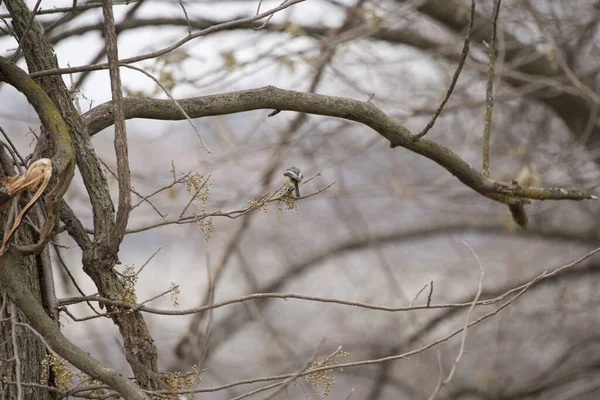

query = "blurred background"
[2,0,600,398]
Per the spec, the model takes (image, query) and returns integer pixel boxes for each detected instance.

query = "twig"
[410,283,429,306]
[0,126,26,172]
[100,158,165,218]
[131,173,189,212]
[145,263,552,397]
[0,0,142,18]
[177,0,191,34]
[253,0,289,30]
[57,244,600,323]
[115,181,334,234]
[482,0,502,178]
[53,244,102,316]
[428,241,485,399]
[179,174,210,219]
[134,246,162,276]
[10,0,43,62]
[122,64,211,153]
[10,303,23,400]
[29,0,305,78]
[415,0,475,139]
[198,254,214,368]
[427,281,434,307]
[260,344,322,400]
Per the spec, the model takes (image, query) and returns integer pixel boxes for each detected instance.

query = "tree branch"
[28,0,305,78]
[416,0,600,158]
[415,0,475,139]
[0,57,73,174]
[0,57,75,251]
[101,0,131,252]
[83,86,596,205]
[482,0,502,178]
[0,250,149,400]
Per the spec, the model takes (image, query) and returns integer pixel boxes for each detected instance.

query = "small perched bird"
[283,166,303,198]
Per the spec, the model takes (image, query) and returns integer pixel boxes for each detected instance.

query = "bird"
[283,166,303,198]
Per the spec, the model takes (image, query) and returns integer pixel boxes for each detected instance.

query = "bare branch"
[10,303,23,400]
[428,241,485,399]
[142,244,599,398]
[56,241,599,321]
[29,0,305,78]
[84,86,596,205]
[482,0,502,178]
[122,64,211,152]
[0,250,150,400]
[415,0,475,139]
[0,0,141,18]
[102,0,131,252]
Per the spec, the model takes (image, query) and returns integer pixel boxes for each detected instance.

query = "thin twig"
[10,0,43,62]
[29,0,305,78]
[482,0,502,178]
[198,254,214,368]
[0,0,142,18]
[53,244,101,316]
[253,0,289,30]
[103,181,335,235]
[177,0,191,34]
[134,246,162,277]
[100,158,165,218]
[0,126,26,172]
[145,265,549,397]
[427,281,434,307]
[415,0,475,139]
[58,245,600,323]
[428,241,485,399]
[10,303,23,400]
[261,343,323,400]
[179,175,210,219]
[131,172,189,212]
[122,64,211,153]
[410,283,429,307]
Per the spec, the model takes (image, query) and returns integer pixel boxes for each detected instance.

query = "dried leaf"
[0,159,53,254]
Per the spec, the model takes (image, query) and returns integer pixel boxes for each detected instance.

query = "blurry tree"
[1,0,600,399]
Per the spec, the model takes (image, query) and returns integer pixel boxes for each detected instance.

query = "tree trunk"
[0,155,52,400]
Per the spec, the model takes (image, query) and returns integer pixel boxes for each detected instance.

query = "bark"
[1,0,163,395]
[0,226,49,400]
[0,76,51,400]
[0,250,150,400]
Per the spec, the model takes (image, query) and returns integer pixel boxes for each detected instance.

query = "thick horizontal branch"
[39,8,600,155]
[83,85,596,204]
